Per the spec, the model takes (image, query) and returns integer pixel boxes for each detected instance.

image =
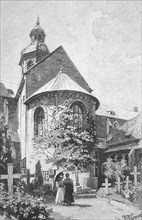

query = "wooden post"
[102,178,111,194]
[115,177,122,193]
[130,166,140,186]
[0,163,21,195]
[124,176,132,190]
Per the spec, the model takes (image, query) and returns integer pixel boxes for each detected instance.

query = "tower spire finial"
[36,16,40,25]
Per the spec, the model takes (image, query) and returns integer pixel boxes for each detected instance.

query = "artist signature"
[123,213,142,220]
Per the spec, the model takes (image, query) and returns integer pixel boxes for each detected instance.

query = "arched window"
[70,102,84,133]
[116,154,123,162]
[34,107,45,136]
[110,154,116,162]
[27,60,33,70]
[124,154,129,165]
[113,121,119,129]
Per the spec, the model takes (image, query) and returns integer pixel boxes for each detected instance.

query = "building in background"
[0,82,20,173]
[105,113,142,172]
[95,105,139,186]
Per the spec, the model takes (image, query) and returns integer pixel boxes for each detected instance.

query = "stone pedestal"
[87,177,98,189]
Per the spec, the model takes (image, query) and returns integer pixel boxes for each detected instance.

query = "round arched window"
[113,121,119,129]
[110,154,116,162]
[70,102,84,133]
[34,107,45,136]
[116,154,123,162]
[27,60,34,70]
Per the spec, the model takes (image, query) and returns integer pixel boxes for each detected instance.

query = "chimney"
[133,106,138,112]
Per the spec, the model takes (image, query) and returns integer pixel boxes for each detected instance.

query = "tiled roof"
[119,113,142,139]
[107,113,142,146]
[25,68,100,108]
[96,104,139,120]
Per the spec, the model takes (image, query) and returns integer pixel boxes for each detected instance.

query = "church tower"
[19,17,50,73]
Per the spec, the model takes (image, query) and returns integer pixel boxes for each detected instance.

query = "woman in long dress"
[55,176,64,205]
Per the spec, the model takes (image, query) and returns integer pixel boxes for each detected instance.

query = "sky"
[0,0,141,111]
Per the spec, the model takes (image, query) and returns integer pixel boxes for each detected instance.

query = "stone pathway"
[50,197,142,220]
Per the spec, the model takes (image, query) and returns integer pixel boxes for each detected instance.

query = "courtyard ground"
[49,197,141,220]
[49,189,142,220]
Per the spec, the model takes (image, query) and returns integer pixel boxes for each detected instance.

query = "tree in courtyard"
[33,100,96,185]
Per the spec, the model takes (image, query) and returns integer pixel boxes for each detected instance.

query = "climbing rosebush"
[103,158,130,180]
[0,183,8,207]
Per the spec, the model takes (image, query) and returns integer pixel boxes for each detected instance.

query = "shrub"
[121,182,142,202]
[3,193,52,219]
[0,182,52,219]
[31,183,54,201]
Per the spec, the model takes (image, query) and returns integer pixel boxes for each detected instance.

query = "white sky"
[0,0,141,111]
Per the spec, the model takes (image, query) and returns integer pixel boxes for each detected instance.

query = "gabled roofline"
[17,45,94,100]
[59,46,92,93]
[23,45,92,92]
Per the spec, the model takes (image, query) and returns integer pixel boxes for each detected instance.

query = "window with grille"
[34,107,45,137]
[42,171,49,181]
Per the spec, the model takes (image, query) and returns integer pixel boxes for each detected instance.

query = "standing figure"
[55,174,64,205]
[63,173,74,206]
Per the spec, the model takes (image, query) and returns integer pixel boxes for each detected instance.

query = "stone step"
[76,193,97,199]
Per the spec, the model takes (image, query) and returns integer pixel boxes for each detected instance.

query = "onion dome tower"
[19,17,50,73]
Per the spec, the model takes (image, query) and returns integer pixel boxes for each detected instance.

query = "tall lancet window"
[70,102,84,133]
[34,107,45,136]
